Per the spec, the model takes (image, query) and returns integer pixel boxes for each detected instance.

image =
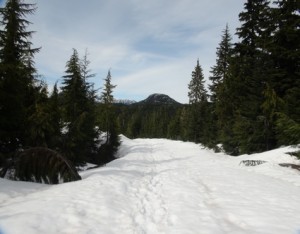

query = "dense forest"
[0,0,299,183]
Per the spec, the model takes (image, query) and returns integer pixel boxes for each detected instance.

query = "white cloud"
[25,0,244,103]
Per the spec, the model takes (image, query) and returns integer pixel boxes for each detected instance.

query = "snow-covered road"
[1,136,300,234]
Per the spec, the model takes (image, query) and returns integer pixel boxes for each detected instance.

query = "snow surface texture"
[0,136,300,234]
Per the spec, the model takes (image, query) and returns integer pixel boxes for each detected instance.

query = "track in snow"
[0,137,300,234]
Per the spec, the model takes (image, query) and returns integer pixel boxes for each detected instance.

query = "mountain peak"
[137,93,181,105]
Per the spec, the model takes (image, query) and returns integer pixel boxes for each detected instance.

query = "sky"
[1,0,245,103]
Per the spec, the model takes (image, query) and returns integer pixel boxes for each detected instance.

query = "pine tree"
[0,0,39,155]
[47,83,63,150]
[167,108,183,140]
[80,49,96,97]
[226,0,274,154]
[188,60,207,104]
[261,83,284,148]
[26,81,52,147]
[187,60,209,143]
[271,1,300,114]
[269,0,300,145]
[209,25,233,147]
[99,70,120,162]
[209,24,233,102]
[101,70,116,106]
[61,49,98,166]
[215,61,241,154]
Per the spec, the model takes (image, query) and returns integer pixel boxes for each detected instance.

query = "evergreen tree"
[47,83,63,150]
[270,0,300,145]
[209,24,233,102]
[187,60,209,143]
[261,83,284,148]
[0,0,39,156]
[80,49,96,95]
[167,114,180,140]
[101,70,116,106]
[209,25,233,146]
[215,61,242,154]
[222,0,274,154]
[99,70,120,162]
[26,81,52,147]
[188,60,207,104]
[61,49,98,166]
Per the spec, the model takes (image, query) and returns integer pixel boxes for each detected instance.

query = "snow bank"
[0,136,299,234]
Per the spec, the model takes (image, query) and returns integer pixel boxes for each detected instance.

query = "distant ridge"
[114,99,137,105]
[135,93,181,105]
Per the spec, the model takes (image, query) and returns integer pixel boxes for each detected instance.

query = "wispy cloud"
[24,0,244,103]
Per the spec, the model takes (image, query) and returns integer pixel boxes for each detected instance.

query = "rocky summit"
[136,93,181,105]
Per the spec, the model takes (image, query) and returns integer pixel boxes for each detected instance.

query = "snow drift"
[0,136,299,234]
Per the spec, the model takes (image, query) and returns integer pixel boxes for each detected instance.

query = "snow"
[0,136,300,234]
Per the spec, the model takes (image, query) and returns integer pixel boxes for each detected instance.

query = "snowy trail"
[1,137,300,234]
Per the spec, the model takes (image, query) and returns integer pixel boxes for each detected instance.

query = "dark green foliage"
[288,151,300,160]
[61,49,98,166]
[212,0,276,154]
[260,1,300,150]
[25,82,53,147]
[167,109,182,140]
[0,0,40,155]
[260,83,284,149]
[14,147,81,184]
[97,117,120,164]
[270,0,300,123]
[186,60,212,145]
[209,25,233,146]
[47,83,63,150]
[98,70,120,163]
[174,0,298,155]
[188,60,207,104]
[114,101,182,140]
[0,1,123,182]
[209,24,233,103]
[275,113,300,145]
[232,0,274,154]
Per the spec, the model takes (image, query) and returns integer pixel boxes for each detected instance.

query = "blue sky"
[1,0,245,103]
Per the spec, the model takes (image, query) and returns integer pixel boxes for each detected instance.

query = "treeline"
[0,0,119,181]
[114,102,213,145]
[115,104,181,139]
[115,0,300,155]
[204,0,299,155]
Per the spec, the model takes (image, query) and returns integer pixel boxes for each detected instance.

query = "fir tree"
[61,49,98,166]
[188,59,207,104]
[26,81,52,147]
[187,60,209,143]
[270,0,300,145]
[209,24,233,102]
[0,0,39,155]
[209,25,233,146]
[99,70,120,162]
[101,70,116,106]
[226,0,274,154]
[47,83,63,150]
